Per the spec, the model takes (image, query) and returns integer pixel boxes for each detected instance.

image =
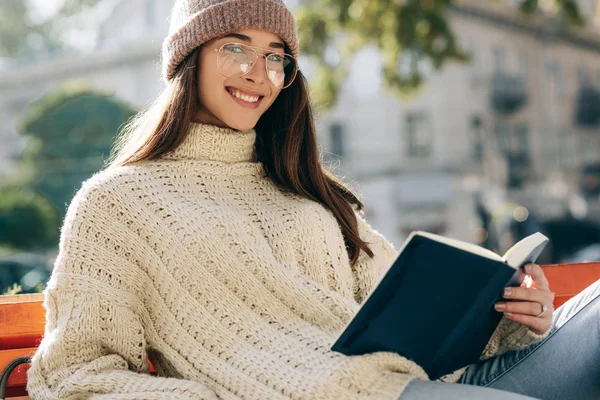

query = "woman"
[27,0,599,399]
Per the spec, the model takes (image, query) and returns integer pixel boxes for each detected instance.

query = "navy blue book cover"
[331,233,543,380]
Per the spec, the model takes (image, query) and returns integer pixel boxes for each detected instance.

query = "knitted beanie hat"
[162,0,299,82]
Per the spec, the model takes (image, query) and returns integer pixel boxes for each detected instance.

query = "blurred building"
[0,0,172,177]
[319,0,600,246]
[2,0,600,248]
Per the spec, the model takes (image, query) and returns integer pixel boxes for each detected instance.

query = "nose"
[244,55,267,85]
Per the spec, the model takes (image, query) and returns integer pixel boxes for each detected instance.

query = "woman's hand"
[494,263,554,335]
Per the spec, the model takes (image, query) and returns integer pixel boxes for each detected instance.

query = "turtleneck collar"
[162,123,257,163]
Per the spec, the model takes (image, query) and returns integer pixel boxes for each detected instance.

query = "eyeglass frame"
[211,42,298,89]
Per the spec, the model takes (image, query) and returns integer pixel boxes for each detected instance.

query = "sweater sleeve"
[26,181,218,400]
[480,316,551,361]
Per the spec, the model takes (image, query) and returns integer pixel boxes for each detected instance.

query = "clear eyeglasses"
[213,42,298,89]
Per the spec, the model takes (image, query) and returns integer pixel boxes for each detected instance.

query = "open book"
[331,231,549,380]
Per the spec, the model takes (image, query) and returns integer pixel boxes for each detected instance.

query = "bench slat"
[0,295,45,351]
[543,262,600,308]
[0,294,44,304]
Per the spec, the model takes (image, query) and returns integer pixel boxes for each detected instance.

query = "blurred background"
[2,0,600,294]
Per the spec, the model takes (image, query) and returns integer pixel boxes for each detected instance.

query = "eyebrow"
[221,33,286,50]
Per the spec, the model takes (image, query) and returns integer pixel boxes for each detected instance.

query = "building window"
[578,66,590,86]
[406,112,432,158]
[494,121,510,154]
[492,46,505,73]
[556,63,566,97]
[546,60,566,97]
[494,121,530,156]
[329,123,345,159]
[468,41,480,79]
[518,52,528,85]
[145,0,156,27]
[471,115,484,162]
[559,129,576,166]
[513,123,530,156]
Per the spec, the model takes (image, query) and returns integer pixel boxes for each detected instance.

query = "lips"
[226,86,265,106]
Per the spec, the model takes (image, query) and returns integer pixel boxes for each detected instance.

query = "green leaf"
[0,185,61,250]
[299,0,583,108]
[2,283,23,296]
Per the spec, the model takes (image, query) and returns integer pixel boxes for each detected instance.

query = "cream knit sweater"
[27,123,548,400]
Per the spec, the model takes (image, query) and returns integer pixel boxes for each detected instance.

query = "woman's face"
[195,29,285,131]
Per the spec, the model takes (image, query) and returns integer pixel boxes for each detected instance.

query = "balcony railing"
[491,73,528,115]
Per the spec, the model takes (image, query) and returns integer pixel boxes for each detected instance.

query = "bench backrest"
[0,294,44,399]
[2,262,600,399]
[541,262,600,307]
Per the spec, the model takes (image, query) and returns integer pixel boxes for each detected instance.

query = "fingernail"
[504,312,513,317]
[504,287,512,297]
[524,264,532,272]
[495,303,506,312]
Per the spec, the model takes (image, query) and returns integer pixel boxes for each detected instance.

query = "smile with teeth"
[228,88,262,103]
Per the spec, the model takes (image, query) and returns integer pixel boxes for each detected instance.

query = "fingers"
[496,280,555,335]
[523,263,549,290]
[502,285,555,305]
[495,300,553,317]
[502,311,552,335]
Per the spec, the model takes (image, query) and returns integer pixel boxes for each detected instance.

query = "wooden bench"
[2,262,599,399]
[0,294,43,400]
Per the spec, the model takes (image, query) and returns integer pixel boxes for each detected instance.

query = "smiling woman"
[22,0,600,400]
[25,0,402,399]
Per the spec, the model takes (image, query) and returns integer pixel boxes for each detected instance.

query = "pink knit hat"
[162,0,299,82]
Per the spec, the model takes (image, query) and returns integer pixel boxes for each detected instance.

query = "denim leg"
[460,278,600,400]
[399,380,539,400]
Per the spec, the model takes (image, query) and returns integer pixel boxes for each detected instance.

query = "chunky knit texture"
[27,123,549,399]
[162,0,298,81]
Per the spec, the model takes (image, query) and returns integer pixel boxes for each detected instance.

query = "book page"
[413,231,503,262]
[502,232,549,268]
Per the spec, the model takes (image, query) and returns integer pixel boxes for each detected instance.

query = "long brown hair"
[109,47,374,264]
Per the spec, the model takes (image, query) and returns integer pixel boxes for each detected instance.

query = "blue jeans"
[399,278,600,400]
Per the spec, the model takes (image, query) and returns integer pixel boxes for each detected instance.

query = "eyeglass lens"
[217,43,297,89]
